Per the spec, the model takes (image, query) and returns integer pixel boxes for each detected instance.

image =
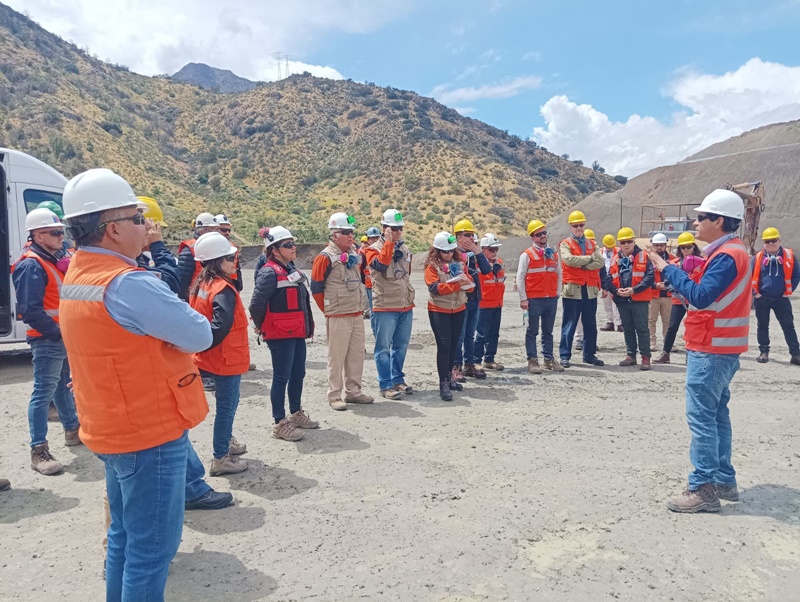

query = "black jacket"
[249,260,314,338]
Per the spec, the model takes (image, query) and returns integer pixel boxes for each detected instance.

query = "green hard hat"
[37,200,64,219]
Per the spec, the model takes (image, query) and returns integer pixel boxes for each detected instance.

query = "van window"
[23,189,64,214]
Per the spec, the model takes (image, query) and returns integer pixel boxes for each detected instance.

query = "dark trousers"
[754,295,800,356]
[267,338,307,423]
[526,297,558,360]
[456,298,480,365]
[559,288,597,361]
[617,300,651,357]
[429,310,467,382]
[475,307,502,363]
[662,303,687,353]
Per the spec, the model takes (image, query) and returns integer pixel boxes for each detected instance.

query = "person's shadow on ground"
[722,484,800,523]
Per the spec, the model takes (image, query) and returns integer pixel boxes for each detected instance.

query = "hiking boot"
[329,398,347,411]
[716,483,739,501]
[0,478,10,492]
[202,377,216,391]
[575,340,583,351]
[64,428,83,447]
[210,453,248,476]
[560,359,571,368]
[345,393,374,404]
[185,490,234,511]
[583,356,605,367]
[448,374,463,391]
[381,388,403,400]
[756,352,769,363]
[464,363,487,379]
[527,358,542,374]
[640,356,652,371]
[273,418,305,441]
[544,358,564,372]
[31,444,64,476]
[451,365,466,383]
[439,379,453,402]
[666,483,720,513]
[48,404,59,422]
[653,351,670,364]
[600,322,615,332]
[228,436,247,455]
[619,355,637,367]
[790,355,800,366]
[288,410,320,429]
[248,363,256,371]
[483,361,504,371]
[393,383,414,394]
[616,325,624,332]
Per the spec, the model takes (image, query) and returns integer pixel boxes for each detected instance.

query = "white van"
[1,148,68,344]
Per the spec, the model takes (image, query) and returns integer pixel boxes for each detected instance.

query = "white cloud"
[432,75,542,105]
[532,58,800,176]
[6,0,410,80]
[454,107,477,115]
[522,51,542,61]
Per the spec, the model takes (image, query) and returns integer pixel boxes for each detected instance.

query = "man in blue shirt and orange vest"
[648,189,752,513]
[751,226,800,365]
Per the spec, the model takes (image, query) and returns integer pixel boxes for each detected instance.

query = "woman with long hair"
[424,231,473,401]
[248,226,318,441]
[189,232,250,475]
[653,233,705,364]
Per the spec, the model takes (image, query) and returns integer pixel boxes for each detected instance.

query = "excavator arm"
[724,181,765,255]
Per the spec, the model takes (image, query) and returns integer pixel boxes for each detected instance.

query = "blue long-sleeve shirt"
[12,244,63,342]
[751,247,800,297]
[461,248,491,301]
[136,240,181,296]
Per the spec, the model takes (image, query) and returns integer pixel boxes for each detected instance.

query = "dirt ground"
[1,269,799,601]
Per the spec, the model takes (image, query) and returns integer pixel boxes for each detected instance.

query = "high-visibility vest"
[479,259,506,308]
[259,260,309,340]
[190,278,250,376]
[752,249,794,296]
[560,237,599,286]
[609,250,651,302]
[59,250,208,454]
[426,263,467,313]
[651,253,675,298]
[684,239,751,354]
[12,250,63,338]
[523,246,559,298]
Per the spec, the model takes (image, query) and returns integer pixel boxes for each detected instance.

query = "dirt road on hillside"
[1,270,799,601]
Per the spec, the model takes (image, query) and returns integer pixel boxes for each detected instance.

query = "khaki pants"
[648,296,671,350]
[326,315,365,402]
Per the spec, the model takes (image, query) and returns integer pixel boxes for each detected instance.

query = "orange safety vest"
[478,258,506,308]
[561,237,599,286]
[523,246,559,298]
[684,239,751,354]
[178,238,203,289]
[190,278,250,376]
[651,253,675,298]
[751,249,795,296]
[59,250,208,454]
[11,249,63,338]
[609,250,651,302]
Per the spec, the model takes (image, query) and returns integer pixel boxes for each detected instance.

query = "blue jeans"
[456,298,480,365]
[210,374,242,459]
[28,338,79,447]
[559,288,598,361]
[100,432,188,602]
[185,439,211,502]
[685,351,740,490]
[373,310,413,390]
[525,297,558,360]
[267,338,307,423]
[474,307,502,363]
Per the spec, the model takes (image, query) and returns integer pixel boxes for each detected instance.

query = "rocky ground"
[1,270,799,601]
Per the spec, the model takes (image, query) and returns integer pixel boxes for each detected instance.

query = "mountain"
[171,62,260,94]
[0,3,620,247]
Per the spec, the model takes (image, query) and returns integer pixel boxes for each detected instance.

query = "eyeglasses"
[533,231,548,237]
[222,253,237,262]
[390,226,403,232]
[279,241,296,249]
[337,229,355,236]
[97,213,146,229]
[439,249,454,254]
[486,247,499,253]
[764,239,780,244]
[695,213,718,223]
[618,240,634,245]
[678,244,694,250]
[218,227,232,234]
[44,230,65,237]
[571,223,586,228]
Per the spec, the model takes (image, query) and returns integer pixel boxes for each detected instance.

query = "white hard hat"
[694,189,745,220]
[328,212,355,230]
[194,232,237,262]
[25,208,65,232]
[62,168,139,219]
[433,231,457,251]
[381,208,405,227]
[480,233,502,248]
[214,214,231,226]
[265,225,295,248]
[651,232,668,244]
[195,212,217,228]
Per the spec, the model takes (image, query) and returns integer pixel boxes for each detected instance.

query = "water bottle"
[522,309,529,327]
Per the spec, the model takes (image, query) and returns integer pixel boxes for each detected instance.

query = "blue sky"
[10,0,800,175]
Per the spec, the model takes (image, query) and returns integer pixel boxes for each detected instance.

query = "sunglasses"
[390,226,403,232]
[218,227,232,234]
[571,223,586,228]
[486,247,499,253]
[679,244,694,250]
[44,230,65,237]
[222,253,237,262]
[695,213,718,223]
[533,231,548,237]
[440,249,454,254]
[337,229,355,236]
[764,239,780,244]
[619,240,634,245]
[279,241,296,249]
[98,213,146,229]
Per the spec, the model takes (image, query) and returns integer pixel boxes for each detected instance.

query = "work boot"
[228,436,247,455]
[288,410,320,429]
[0,478,10,491]
[273,418,304,441]
[447,373,463,391]
[653,351,670,364]
[393,383,414,394]
[31,444,63,475]
[464,363,487,379]
[666,484,720,513]
[583,356,605,366]
[527,358,542,374]
[640,356,652,371]
[439,379,453,402]
[380,388,403,400]
[600,322,615,332]
[48,403,59,422]
[756,352,769,363]
[716,483,739,502]
[202,377,216,391]
[619,355,637,367]
[483,361,504,371]
[209,453,248,476]
[560,358,570,368]
[616,325,624,332]
[64,428,83,447]
[575,340,583,351]
[345,393,374,404]
[543,358,564,372]
[329,398,347,411]
[185,490,234,511]
[451,365,466,383]
[790,355,800,366]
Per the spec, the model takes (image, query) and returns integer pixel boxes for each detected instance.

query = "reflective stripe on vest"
[560,237,597,286]
[751,249,794,296]
[13,250,64,336]
[609,250,650,302]
[524,247,559,298]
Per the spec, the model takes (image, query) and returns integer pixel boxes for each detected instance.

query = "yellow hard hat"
[360,235,368,243]
[527,219,546,235]
[762,226,780,241]
[602,234,616,248]
[585,228,595,240]
[568,210,586,224]
[454,218,475,233]
[677,232,695,245]
[617,227,635,241]
[137,196,168,227]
